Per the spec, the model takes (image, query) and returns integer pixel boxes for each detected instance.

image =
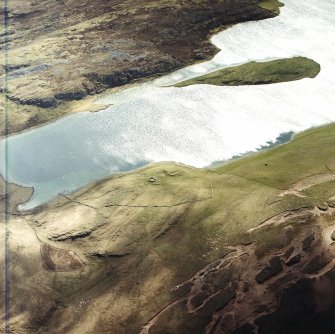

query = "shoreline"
[1,1,287,211]
[4,0,333,213]
[16,121,335,214]
[0,174,34,214]
[1,0,278,137]
[0,56,214,141]
[6,3,335,332]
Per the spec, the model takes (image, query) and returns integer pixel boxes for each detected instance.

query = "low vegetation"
[174,57,320,87]
[257,0,284,15]
[3,121,335,333]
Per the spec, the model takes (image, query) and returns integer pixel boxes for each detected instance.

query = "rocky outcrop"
[48,229,92,241]
[3,151,335,333]
[0,0,279,135]
[88,251,131,258]
[8,94,60,108]
[140,216,335,334]
[255,256,283,284]
[84,58,180,91]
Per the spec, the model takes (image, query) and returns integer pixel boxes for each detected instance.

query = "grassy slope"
[217,124,335,190]
[13,122,335,333]
[258,0,284,15]
[174,57,320,87]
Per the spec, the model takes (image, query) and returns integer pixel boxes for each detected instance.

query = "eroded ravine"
[140,207,335,334]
